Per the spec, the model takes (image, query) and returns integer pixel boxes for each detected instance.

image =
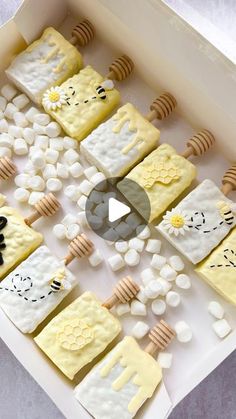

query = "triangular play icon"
[108,197,131,223]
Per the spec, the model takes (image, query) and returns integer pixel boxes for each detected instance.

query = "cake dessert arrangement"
[34,276,140,379]
[0,193,60,279]
[42,54,134,141]
[118,129,215,222]
[157,164,236,264]
[75,320,175,419]
[0,233,94,333]
[80,92,177,178]
[5,20,95,104]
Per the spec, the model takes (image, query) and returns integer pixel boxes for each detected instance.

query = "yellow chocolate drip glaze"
[100,336,162,414]
[112,103,159,155]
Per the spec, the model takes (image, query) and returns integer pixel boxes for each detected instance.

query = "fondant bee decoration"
[49,268,71,293]
[0,216,7,265]
[217,201,236,226]
[96,80,114,100]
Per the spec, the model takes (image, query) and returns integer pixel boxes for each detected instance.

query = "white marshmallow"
[130,300,147,316]
[116,303,130,316]
[88,215,103,230]
[77,211,88,228]
[0,119,8,133]
[62,214,77,226]
[103,228,119,242]
[12,93,30,110]
[124,249,140,266]
[0,134,14,148]
[146,239,162,254]
[13,188,30,203]
[25,107,39,123]
[66,224,81,240]
[28,191,44,206]
[208,301,225,320]
[46,178,62,192]
[88,249,103,267]
[136,286,148,304]
[175,321,193,343]
[63,136,77,149]
[89,190,104,204]
[176,274,191,290]
[42,164,57,180]
[8,125,23,139]
[0,111,3,120]
[31,150,46,170]
[35,135,49,150]
[136,225,151,239]
[64,149,79,165]
[45,121,61,137]
[28,175,45,192]
[84,166,98,179]
[131,321,149,339]
[166,291,181,307]
[115,222,133,240]
[94,203,108,219]
[1,84,17,101]
[77,195,88,210]
[0,147,11,158]
[13,112,28,128]
[158,278,172,296]
[108,254,125,271]
[160,264,177,281]
[45,148,59,164]
[102,192,116,203]
[14,138,28,155]
[50,138,64,151]
[57,163,69,179]
[23,127,35,145]
[24,161,37,176]
[78,179,94,196]
[158,352,173,369]
[53,223,67,240]
[140,268,156,286]
[0,96,7,111]
[212,319,231,339]
[15,173,30,188]
[151,299,166,316]
[64,185,80,202]
[69,162,84,178]
[115,241,128,253]
[33,122,46,135]
[34,113,51,126]
[125,213,141,229]
[169,255,185,272]
[145,280,162,299]
[90,172,106,190]
[4,103,18,119]
[151,254,167,270]
[128,238,144,252]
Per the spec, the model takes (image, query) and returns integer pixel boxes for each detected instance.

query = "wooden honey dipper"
[64,233,94,265]
[106,55,134,82]
[102,276,140,309]
[221,165,236,196]
[69,19,95,47]
[181,129,215,159]
[145,320,175,356]
[0,157,16,181]
[24,193,60,226]
[145,92,177,123]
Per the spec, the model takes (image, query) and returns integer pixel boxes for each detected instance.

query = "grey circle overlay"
[85,177,151,242]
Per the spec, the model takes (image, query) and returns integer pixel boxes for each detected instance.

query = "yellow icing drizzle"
[112,103,159,155]
[100,336,162,414]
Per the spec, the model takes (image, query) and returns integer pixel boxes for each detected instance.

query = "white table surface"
[0,1,236,418]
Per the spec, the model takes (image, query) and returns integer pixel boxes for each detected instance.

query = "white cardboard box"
[1,1,236,418]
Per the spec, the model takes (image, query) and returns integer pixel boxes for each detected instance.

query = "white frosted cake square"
[75,336,162,419]
[6,27,82,104]
[0,246,77,333]
[157,179,236,264]
[80,103,160,177]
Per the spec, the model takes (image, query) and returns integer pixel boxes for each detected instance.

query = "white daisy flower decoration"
[162,209,192,236]
[43,86,67,111]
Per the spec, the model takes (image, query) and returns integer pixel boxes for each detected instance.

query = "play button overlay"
[85,177,151,242]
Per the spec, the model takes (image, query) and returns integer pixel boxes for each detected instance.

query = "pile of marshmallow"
[208,301,232,339]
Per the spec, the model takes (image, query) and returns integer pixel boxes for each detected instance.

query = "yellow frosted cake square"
[6,27,82,104]
[0,206,43,279]
[34,291,122,380]
[196,228,236,306]
[118,143,196,222]
[43,66,120,141]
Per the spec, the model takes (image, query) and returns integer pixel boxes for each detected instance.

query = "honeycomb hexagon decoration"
[142,159,181,189]
[57,318,94,351]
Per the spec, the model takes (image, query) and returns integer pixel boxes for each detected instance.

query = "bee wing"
[61,279,72,291]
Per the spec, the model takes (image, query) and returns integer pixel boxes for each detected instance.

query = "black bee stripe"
[224,210,232,216]
[53,280,61,286]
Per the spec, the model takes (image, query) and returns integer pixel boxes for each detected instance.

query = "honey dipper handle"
[0,157,16,180]
[106,55,134,81]
[102,276,140,310]
[145,92,177,122]
[144,320,175,356]
[70,19,95,46]
[221,165,236,196]
[64,233,94,266]
[24,193,60,226]
[181,130,215,159]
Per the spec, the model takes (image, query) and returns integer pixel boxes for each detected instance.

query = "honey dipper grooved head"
[149,320,175,351]
[34,193,60,217]
[150,92,177,120]
[69,233,94,258]
[186,129,215,156]
[109,55,134,81]
[114,276,140,303]
[0,157,16,180]
[222,165,236,190]
[71,19,95,46]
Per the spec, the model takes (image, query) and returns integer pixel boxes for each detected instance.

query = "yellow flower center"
[170,214,185,228]
[48,91,60,103]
